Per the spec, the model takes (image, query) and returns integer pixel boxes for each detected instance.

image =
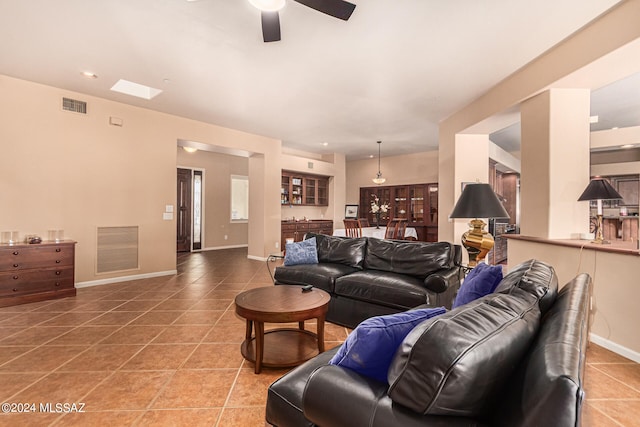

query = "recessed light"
[81,71,98,79]
[183,147,198,153]
[111,79,162,100]
[621,144,635,149]
[612,127,619,130]
[369,155,374,158]
[322,142,329,146]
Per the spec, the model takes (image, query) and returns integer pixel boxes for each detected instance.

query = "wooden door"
[177,168,192,252]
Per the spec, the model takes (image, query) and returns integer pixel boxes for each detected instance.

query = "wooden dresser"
[281,220,333,250]
[0,240,76,307]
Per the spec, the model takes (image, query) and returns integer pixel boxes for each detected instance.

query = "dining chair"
[385,218,408,240]
[343,219,363,238]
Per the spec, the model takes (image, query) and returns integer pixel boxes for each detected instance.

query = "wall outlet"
[224,234,228,240]
[275,242,279,248]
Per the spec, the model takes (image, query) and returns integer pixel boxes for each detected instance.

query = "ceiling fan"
[249,0,356,42]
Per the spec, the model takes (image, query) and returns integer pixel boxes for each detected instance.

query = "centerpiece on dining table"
[370,195,390,229]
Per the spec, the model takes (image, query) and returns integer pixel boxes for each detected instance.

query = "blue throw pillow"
[328,307,447,383]
[284,237,318,266]
[452,262,503,308]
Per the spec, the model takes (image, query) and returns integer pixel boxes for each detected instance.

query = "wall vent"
[96,226,139,274]
[62,97,87,114]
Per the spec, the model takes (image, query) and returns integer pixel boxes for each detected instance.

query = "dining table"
[332,226,418,240]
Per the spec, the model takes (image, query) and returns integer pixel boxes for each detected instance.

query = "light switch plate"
[163,212,173,220]
[165,205,174,213]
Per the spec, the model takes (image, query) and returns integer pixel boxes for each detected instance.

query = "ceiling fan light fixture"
[249,0,285,12]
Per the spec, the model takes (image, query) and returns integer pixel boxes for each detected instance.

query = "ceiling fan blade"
[261,11,281,42]
[294,0,356,20]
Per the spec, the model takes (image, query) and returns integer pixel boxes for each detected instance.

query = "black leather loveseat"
[266,259,592,427]
[273,233,462,328]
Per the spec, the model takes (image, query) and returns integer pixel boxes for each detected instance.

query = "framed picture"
[345,204,359,219]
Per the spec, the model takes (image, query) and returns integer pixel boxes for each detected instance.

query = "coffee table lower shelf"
[240,328,320,370]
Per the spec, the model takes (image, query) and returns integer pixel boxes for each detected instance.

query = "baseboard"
[590,333,640,363]
[247,254,268,262]
[75,270,177,288]
[199,244,248,252]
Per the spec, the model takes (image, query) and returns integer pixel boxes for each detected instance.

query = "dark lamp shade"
[577,178,623,201]
[450,183,510,219]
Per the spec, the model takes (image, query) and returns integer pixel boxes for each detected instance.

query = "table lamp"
[578,177,622,244]
[450,182,510,266]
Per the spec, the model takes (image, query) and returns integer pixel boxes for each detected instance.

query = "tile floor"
[0,248,637,426]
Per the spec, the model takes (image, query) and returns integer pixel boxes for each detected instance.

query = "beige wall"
[439,0,640,242]
[177,148,249,249]
[0,74,282,283]
[509,239,640,361]
[438,1,640,360]
[345,150,439,207]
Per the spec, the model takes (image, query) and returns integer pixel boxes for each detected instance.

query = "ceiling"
[1,0,635,160]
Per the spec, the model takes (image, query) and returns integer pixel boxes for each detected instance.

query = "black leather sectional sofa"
[266,259,592,427]
[273,233,462,328]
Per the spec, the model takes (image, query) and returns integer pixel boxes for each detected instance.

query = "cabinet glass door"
[317,179,328,206]
[281,175,290,205]
[305,178,316,205]
[410,186,425,223]
[393,187,409,219]
[428,184,438,225]
[291,176,303,205]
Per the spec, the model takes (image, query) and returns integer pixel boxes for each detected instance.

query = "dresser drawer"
[281,223,297,232]
[0,267,74,296]
[296,223,310,231]
[0,244,74,270]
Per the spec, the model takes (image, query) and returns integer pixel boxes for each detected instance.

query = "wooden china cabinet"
[359,183,438,241]
[281,171,329,206]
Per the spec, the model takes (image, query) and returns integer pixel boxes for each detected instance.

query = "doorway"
[176,168,204,252]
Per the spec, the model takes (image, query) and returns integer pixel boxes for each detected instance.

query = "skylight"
[110,79,162,100]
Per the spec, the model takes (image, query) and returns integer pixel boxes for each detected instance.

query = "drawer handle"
[12,251,19,256]
[55,271,61,275]
[55,282,61,287]
[56,260,61,264]
[56,248,62,252]
[12,288,18,292]
[13,264,19,268]
[13,275,18,280]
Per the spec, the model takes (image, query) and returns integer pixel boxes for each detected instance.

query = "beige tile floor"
[0,248,637,426]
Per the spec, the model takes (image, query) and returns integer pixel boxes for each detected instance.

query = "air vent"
[62,97,87,114]
[96,226,139,273]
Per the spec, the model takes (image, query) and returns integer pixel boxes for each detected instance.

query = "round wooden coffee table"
[235,285,331,374]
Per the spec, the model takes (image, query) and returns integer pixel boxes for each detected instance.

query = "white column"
[520,89,591,239]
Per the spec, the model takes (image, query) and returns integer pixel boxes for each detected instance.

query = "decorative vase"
[375,212,381,229]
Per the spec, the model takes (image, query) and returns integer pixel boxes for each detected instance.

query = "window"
[193,170,203,250]
[231,175,249,221]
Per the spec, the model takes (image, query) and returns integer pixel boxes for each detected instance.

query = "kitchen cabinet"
[359,183,438,241]
[613,175,639,206]
[281,220,333,250]
[596,175,639,209]
[281,171,329,206]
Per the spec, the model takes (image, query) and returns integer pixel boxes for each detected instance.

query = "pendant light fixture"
[372,140,386,185]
